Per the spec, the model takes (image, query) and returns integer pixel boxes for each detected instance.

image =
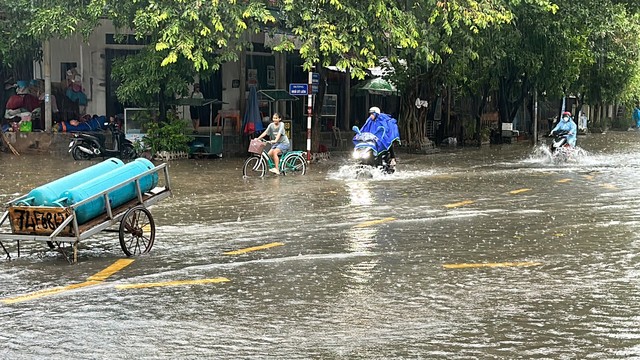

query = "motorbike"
[549,129,575,162]
[352,125,395,174]
[69,120,137,160]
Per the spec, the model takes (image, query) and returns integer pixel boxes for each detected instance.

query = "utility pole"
[43,40,52,132]
[532,89,538,146]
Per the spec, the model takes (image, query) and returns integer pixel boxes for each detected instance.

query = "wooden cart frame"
[0,163,172,264]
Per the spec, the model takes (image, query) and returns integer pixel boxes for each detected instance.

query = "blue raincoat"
[352,113,400,155]
[633,107,640,128]
[551,117,577,147]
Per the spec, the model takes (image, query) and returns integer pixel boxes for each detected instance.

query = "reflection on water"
[2,132,640,358]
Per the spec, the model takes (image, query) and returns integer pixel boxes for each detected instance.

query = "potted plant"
[142,113,191,160]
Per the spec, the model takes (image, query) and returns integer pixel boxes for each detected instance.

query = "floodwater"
[1,132,640,359]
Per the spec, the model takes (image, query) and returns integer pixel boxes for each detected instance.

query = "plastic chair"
[332,127,348,150]
[214,110,241,134]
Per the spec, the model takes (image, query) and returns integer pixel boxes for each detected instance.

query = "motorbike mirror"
[352,125,361,135]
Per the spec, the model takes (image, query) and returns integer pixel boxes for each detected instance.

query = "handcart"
[0,163,172,264]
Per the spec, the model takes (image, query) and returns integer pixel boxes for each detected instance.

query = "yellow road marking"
[509,188,532,195]
[600,183,618,190]
[557,178,572,183]
[224,242,284,255]
[444,200,474,208]
[354,217,396,228]
[2,281,100,304]
[443,261,542,269]
[583,175,595,181]
[115,277,230,290]
[2,259,133,304]
[86,259,135,281]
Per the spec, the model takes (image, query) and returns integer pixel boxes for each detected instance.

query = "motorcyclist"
[633,104,640,128]
[550,111,577,147]
[363,106,398,167]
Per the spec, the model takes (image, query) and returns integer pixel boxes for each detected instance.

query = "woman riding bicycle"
[255,112,290,174]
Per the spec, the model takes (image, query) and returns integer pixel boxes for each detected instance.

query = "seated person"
[5,82,40,119]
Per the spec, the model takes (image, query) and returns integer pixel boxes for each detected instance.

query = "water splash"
[525,144,590,166]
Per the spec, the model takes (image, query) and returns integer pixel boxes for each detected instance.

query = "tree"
[264,0,419,151]
[388,0,525,146]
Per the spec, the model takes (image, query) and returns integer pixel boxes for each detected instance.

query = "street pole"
[532,89,538,146]
[306,71,312,162]
[43,39,52,132]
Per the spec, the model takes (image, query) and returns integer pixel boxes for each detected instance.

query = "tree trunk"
[158,82,167,122]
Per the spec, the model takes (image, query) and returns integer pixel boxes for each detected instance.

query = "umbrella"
[353,77,398,96]
[242,85,264,135]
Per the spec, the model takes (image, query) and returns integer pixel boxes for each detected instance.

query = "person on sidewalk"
[189,83,204,133]
[255,112,290,174]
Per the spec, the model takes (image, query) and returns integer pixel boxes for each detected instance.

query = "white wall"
[36,21,269,118]
[221,61,240,110]
[34,20,142,116]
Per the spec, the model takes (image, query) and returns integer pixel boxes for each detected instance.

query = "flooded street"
[2,131,640,359]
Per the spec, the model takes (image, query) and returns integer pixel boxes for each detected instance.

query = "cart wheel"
[119,205,156,257]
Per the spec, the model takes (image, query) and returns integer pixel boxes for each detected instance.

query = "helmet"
[562,111,572,116]
[369,106,381,114]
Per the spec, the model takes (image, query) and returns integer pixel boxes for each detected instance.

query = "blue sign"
[312,84,319,94]
[312,72,320,84]
[289,83,308,95]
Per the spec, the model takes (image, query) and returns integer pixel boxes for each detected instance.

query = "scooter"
[69,120,137,160]
[352,125,395,174]
[549,129,574,162]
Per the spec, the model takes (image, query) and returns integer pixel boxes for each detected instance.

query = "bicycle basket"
[248,138,266,154]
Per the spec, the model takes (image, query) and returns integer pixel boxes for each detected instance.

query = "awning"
[258,90,299,102]
[352,77,398,96]
[170,98,226,107]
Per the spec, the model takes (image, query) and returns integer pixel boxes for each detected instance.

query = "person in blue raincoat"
[632,104,640,128]
[550,111,578,147]
[358,106,400,166]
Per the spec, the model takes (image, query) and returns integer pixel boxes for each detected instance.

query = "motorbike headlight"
[353,149,371,159]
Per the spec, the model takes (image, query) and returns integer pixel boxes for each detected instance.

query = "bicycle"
[242,139,307,177]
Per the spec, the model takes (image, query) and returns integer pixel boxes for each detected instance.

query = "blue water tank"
[22,158,124,206]
[61,158,158,224]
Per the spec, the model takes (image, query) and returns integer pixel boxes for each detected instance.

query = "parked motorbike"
[352,125,395,174]
[69,120,137,160]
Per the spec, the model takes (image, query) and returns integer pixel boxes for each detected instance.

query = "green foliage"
[5,0,640,147]
[110,48,196,107]
[0,0,40,66]
[106,0,275,72]
[142,114,190,155]
[611,112,632,129]
[274,0,419,79]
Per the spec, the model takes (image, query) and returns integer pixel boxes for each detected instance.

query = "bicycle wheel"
[243,156,266,177]
[281,154,307,176]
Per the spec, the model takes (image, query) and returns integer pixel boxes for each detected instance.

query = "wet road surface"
[1,132,640,359]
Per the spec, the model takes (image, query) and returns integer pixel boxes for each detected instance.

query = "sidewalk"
[1,131,247,157]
